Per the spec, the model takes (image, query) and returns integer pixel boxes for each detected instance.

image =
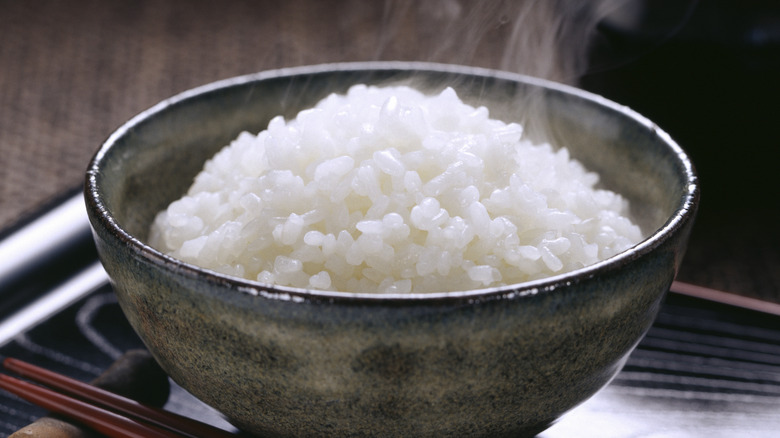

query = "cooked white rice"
[149,84,643,293]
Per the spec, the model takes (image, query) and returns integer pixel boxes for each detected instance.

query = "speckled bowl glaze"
[85,62,698,437]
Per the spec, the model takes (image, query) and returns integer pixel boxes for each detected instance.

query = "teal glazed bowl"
[85,62,698,437]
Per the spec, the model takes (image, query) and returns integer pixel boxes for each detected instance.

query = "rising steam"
[376,0,629,85]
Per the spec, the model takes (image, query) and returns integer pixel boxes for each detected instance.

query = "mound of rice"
[149,85,643,293]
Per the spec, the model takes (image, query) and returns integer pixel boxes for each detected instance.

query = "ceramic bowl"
[85,62,698,437]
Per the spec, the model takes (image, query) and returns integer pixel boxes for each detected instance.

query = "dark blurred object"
[583,0,780,302]
[88,349,170,407]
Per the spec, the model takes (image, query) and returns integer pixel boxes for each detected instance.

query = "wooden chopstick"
[0,373,181,438]
[670,281,780,317]
[2,358,235,438]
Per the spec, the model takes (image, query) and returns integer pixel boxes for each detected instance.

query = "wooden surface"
[1,0,778,303]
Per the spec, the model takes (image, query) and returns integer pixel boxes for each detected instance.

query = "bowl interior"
[93,63,690,275]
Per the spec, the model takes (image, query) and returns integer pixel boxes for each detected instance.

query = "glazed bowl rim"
[85,61,698,304]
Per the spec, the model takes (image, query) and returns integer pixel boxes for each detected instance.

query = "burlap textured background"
[1,0,382,228]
